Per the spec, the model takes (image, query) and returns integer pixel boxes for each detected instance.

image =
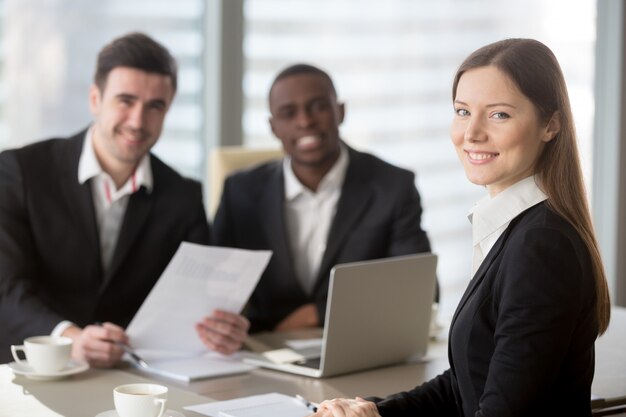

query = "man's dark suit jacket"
[373,202,597,417]
[0,131,210,363]
[213,145,432,332]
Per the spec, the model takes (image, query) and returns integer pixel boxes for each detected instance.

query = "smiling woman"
[450,66,560,197]
[311,38,610,417]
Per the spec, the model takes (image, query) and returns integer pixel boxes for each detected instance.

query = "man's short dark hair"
[269,63,337,100]
[94,32,177,92]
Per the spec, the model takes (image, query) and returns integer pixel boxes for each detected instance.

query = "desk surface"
[0,366,210,417]
[593,307,626,401]
[1,308,625,417]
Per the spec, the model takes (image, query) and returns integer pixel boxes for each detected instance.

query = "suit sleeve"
[312,171,436,325]
[388,172,438,301]
[212,176,235,247]
[388,172,431,256]
[371,369,458,416]
[212,178,271,328]
[0,151,65,341]
[476,227,592,416]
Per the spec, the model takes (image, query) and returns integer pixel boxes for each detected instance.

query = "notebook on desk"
[243,253,438,378]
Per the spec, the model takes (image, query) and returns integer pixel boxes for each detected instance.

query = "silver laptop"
[243,253,438,378]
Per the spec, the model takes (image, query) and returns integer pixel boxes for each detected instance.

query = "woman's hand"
[311,397,381,417]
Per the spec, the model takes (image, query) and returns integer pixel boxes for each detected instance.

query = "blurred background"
[1,0,623,320]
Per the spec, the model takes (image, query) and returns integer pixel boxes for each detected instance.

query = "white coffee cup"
[114,383,168,417]
[11,336,72,374]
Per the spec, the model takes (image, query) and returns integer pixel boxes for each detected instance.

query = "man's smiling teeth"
[298,135,320,146]
[296,135,322,150]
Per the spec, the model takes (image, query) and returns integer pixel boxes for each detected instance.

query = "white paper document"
[126,242,271,379]
[285,338,323,351]
[129,351,256,382]
[185,393,313,417]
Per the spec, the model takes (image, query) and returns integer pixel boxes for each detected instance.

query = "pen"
[94,322,149,368]
[116,342,150,369]
[296,394,318,412]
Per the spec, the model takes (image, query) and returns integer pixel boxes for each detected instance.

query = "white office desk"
[150,333,449,403]
[592,306,626,409]
[1,308,624,417]
[0,336,448,417]
[0,366,211,417]
[136,308,626,406]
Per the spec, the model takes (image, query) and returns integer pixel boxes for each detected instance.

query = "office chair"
[208,146,283,219]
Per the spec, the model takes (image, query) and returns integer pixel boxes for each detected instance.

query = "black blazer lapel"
[315,150,373,290]
[450,235,506,331]
[100,186,153,292]
[99,154,161,292]
[58,133,101,263]
[449,209,530,330]
[259,163,301,290]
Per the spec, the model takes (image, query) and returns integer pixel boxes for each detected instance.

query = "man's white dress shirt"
[52,128,152,336]
[283,145,349,295]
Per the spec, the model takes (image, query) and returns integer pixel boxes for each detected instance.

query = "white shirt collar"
[468,175,547,246]
[283,143,349,201]
[78,127,153,193]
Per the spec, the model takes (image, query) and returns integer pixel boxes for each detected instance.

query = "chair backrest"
[208,146,283,218]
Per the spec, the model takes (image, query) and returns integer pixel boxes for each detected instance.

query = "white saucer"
[95,410,185,417]
[9,360,89,380]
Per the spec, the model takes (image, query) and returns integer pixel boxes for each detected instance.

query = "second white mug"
[114,383,168,417]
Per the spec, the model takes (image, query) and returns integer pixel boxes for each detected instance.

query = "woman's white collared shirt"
[468,176,548,277]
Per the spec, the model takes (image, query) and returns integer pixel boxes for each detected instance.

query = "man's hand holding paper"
[127,242,271,355]
[120,243,271,381]
[196,310,251,355]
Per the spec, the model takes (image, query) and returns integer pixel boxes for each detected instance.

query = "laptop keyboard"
[295,356,321,369]
[294,346,322,360]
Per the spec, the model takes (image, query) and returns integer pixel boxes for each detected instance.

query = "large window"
[242,0,597,318]
[0,0,206,180]
[0,1,598,318]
